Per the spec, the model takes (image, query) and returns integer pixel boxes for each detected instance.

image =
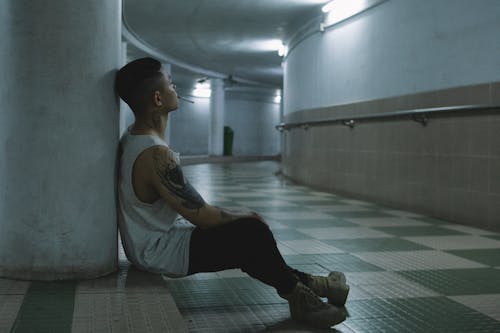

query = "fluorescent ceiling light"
[322,0,365,13]
[193,88,211,98]
[263,39,283,51]
[321,0,384,28]
[302,0,331,3]
[264,39,287,57]
[233,39,287,56]
[321,0,335,12]
[278,44,288,57]
[193,82,211,98]
[195,82,210,89]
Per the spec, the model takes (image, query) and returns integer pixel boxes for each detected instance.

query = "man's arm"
[147,146,263,229]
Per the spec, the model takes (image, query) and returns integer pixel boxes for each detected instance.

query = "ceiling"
[123,0,329,94]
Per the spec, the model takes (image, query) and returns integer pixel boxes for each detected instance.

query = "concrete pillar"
[119,42,134,138]
[166,110,172,146]
[209,78,225,156]
[0,0,121,280]
[279,89,284,159]
[163,63,172,146]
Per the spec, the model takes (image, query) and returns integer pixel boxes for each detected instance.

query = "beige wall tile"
[489,120,500,157]
[468,157,490,193]
[438,83,491,106]
[490,158,500,195]
[491,82,500,104]
[487,194,500,230]
[283,83,500,230]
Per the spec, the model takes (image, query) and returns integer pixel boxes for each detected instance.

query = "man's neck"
[130,116,168,141]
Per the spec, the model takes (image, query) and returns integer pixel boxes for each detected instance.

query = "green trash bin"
[223,126,234,156]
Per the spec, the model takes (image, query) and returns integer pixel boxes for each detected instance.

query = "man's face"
[159,69,178,112]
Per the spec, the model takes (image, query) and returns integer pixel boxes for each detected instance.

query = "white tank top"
[117,128,195,278]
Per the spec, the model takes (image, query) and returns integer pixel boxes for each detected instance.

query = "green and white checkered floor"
[2,161,500,332]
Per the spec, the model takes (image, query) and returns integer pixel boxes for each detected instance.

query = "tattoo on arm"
[152,148,205,212]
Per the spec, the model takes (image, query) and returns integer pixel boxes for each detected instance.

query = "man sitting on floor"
[114,57,350,329]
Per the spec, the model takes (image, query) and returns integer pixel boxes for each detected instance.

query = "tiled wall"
[282,82,500,231]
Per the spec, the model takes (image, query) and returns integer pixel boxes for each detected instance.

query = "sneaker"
[294,271,350,307]
[278,281,346,329]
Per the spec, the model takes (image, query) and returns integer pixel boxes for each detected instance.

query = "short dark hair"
[115,57,164,113]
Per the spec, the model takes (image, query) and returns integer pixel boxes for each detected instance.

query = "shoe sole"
[304,305,347,329]
[328,284,350,307]
[327,272,350,307]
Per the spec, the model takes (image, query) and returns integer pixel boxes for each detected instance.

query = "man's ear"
[154,90,163,106]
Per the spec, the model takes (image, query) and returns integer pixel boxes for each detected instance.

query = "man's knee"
[231,218,276,256]
[237,217,270,232]
[235,217,275,244]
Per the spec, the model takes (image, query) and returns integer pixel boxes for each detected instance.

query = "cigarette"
[177,95,195,104]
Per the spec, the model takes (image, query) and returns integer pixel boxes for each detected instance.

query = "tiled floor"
[2,161,500,332]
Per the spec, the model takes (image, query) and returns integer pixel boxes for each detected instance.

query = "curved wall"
[284,0,500,114]
[282,0,500,230]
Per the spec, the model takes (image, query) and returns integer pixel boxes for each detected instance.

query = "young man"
[114,57,349,329]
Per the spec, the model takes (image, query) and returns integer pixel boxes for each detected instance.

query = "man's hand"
[237,210,270,227]
[213,206,269,227]
[248,211,269,227]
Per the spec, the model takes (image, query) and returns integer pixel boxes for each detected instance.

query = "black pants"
[187,217,310,295]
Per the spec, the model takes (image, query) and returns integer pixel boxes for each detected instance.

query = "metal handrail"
[275,104,500,131]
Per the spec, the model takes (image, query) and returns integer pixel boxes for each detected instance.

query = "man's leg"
[187,217,348,328]
[187,217,301,294]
